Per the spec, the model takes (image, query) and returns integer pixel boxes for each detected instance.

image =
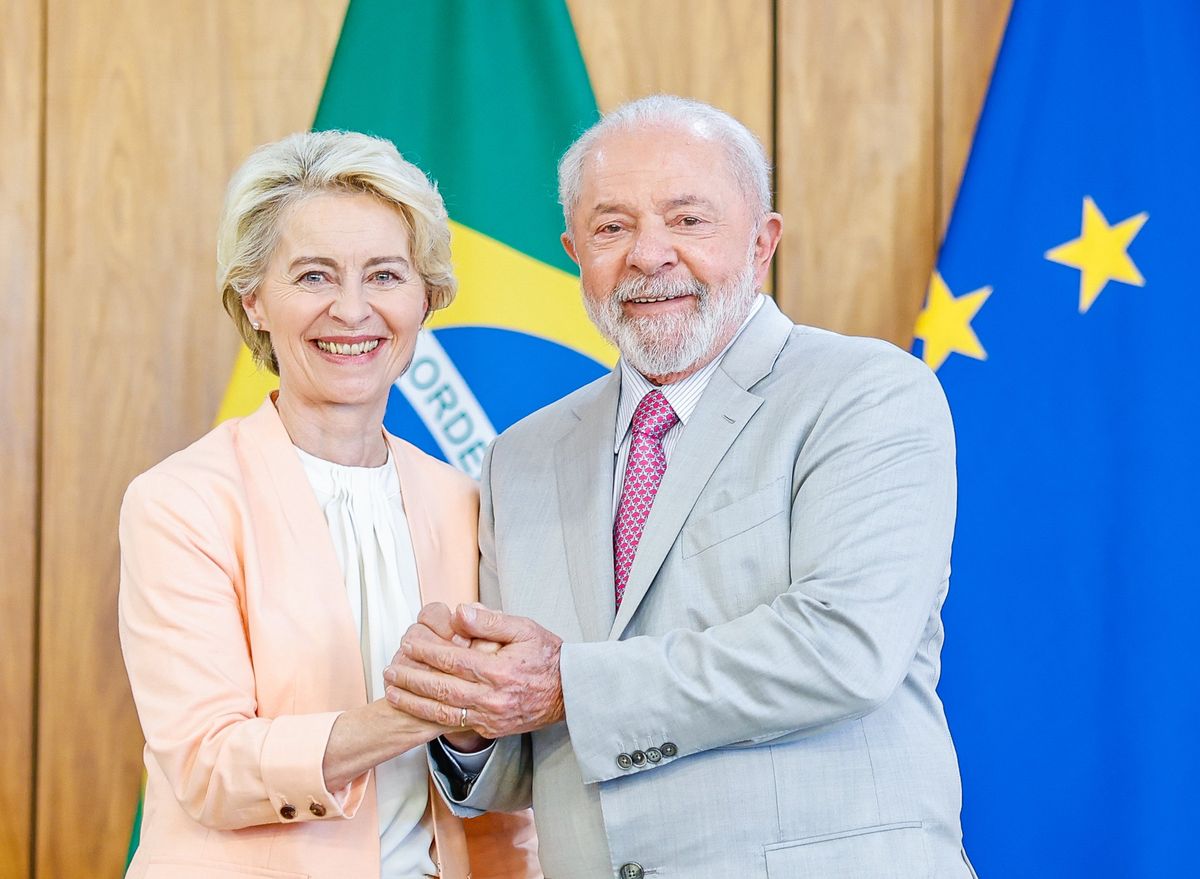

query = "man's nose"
[626,223,677,275]
[329,280,372,325]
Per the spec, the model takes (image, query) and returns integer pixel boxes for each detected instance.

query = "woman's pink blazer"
[118,395,539,879]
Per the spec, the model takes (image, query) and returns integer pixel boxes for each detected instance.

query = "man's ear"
[752,213,784,289]
[561,232,580,266]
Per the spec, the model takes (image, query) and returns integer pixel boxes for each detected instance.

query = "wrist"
[443,730,489,753]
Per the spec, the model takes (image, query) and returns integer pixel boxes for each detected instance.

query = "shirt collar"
[614,294,764,452]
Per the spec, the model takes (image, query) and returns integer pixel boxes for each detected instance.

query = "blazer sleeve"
[559,349,958,784]
[118,468,367,829]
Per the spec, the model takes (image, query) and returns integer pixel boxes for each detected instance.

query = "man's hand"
[384,603,565,739]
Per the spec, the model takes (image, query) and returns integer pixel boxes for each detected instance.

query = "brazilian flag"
[217,0,613,466]
[915,2,1200,875]
[130,0,606,865]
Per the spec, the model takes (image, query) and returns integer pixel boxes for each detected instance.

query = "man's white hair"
[557,94,773,237]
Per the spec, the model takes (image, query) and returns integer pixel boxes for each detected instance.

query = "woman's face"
[244,191,429,412]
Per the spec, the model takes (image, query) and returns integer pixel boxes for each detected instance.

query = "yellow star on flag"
[914,271,992,372]
[1045,196,1148,313]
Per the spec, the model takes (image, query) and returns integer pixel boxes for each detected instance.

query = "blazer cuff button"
[279,803,297,820]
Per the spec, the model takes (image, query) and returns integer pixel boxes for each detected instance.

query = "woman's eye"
[298,271,327,285]
[372,270,402,285]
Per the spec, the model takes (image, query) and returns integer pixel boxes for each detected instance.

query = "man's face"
[563,124,782,382]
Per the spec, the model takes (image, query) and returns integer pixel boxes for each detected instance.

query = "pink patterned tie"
[614,390,678,608]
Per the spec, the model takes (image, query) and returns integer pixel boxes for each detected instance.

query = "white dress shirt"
[296,447,437,879]
[612,295,765,517]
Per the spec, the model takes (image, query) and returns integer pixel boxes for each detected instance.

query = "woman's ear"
[243,292,265,332]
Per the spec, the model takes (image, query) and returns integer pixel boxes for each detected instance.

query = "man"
[386,95,974,878]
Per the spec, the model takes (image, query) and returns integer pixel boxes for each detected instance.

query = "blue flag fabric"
[914,3,1200,876]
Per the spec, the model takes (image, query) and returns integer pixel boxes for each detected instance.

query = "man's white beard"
[582,262,758,379]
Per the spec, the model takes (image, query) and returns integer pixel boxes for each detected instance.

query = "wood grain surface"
[35,2,346,875]
[0,0,43,875]
[775,0,938,344]
[939,0,1012,235]
[5,2,1011,875]
[567,0,773,146]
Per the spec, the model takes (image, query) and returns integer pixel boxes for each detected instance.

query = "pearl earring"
[252,321,261,331]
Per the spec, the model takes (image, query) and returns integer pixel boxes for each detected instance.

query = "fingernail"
[459,604,476,623]
[402,641,415,655]
[451,634,470,647]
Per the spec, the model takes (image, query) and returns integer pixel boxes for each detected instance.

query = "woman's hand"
[321,698,451,793]
[384,603,504,749]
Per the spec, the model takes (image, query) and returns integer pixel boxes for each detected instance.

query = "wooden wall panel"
[36,2,346,876]
[566,0,773,153]
[775,0,937,345]
[939,0,1011,235]
[14,2,1011,875]
[0,0,42,874]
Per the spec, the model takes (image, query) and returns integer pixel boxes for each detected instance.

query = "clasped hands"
[383,602,566,750]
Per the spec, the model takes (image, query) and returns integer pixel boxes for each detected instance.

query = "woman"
[118,131,538,879]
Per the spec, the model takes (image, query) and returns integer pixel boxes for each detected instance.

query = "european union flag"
[914,3,1199,875]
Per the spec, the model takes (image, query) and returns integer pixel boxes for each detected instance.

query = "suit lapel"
[609,298,795,640]
[608,374,762,638]
[555,372,621,643]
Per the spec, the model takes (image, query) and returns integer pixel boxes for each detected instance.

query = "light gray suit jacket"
[434,298,976,878]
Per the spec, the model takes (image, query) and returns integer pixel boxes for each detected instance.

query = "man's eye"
[598,223,623,235]
[679,216,702,226]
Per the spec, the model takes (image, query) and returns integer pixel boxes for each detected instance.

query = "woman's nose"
[329,281,372,325]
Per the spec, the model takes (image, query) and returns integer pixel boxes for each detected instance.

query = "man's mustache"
[610,275,708,304]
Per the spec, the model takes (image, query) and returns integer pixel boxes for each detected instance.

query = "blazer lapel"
[609,298,795,639]
[236,395,367,700]
[387,438,442,608]
[555,372,621,643]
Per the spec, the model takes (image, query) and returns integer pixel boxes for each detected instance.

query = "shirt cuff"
[438,737,496,775]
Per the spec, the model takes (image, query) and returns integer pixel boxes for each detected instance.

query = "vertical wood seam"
[933,0,944,254]
[769,0,780,300]
[31,0,48,875]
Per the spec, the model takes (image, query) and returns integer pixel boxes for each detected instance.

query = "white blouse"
[296,447,437,878]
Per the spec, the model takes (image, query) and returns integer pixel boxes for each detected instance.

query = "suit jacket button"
[309,802,326,817]
[619,863,644,879]
[631,750,647,767]
[279,803,297,820]
[617,752,634,770]
[660,742,678,758]
[645,747,662,763]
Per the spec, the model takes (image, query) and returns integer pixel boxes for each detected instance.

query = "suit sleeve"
[428,441,535,815]
[559,350,957,784]
[118,470,367,829]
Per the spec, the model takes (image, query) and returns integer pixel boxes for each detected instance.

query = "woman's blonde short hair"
[217,130,456,374]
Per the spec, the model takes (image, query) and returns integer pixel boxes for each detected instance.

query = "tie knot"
[631,390,678,440]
